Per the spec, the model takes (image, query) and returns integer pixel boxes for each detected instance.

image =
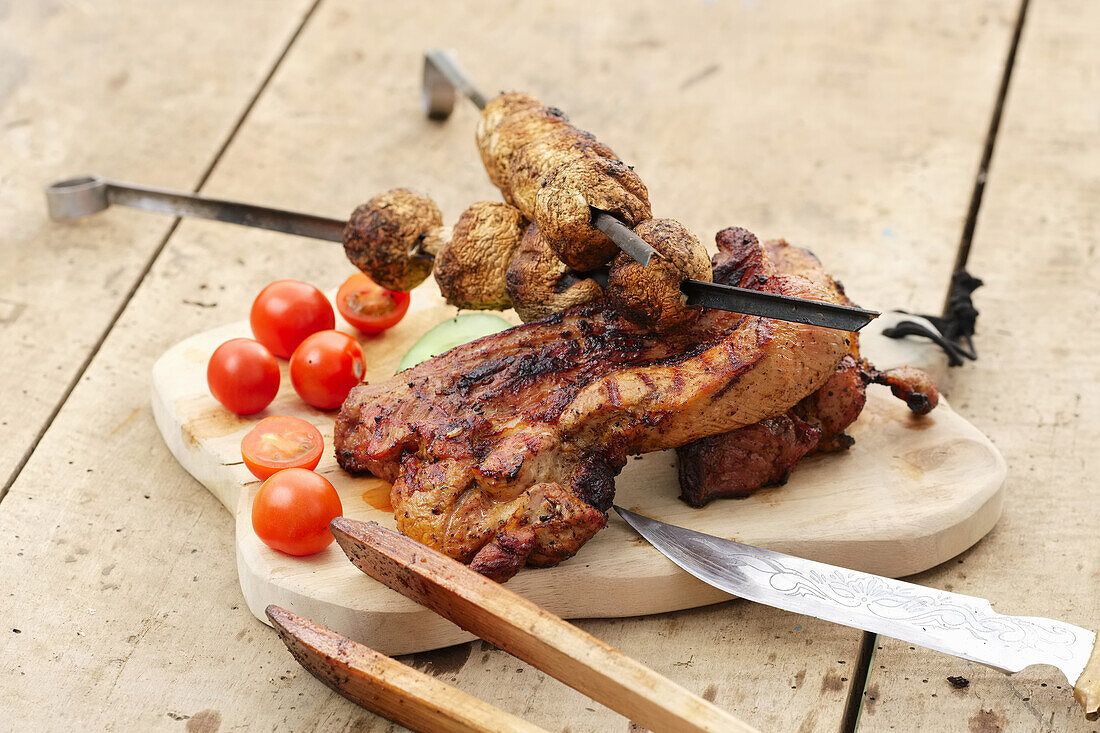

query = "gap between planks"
[0,0,327,507]
[847,1,1031,729]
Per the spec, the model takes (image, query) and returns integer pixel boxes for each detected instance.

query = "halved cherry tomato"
[250,280,335,358]
[336,272,410,334]
[207,338,280,415]
[251,468,343,556]
[241,416,325,480]
[289,330,365,410]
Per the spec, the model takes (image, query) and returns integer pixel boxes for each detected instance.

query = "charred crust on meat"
[570,456,623,512]
[865,365,940,415]
[469,529,536,583]
[712,226,772,287]
[677,412,823,507]
[342,189,442,292]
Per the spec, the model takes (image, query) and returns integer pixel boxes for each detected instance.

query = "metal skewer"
[45,175,346,242]
[422,50,879,332]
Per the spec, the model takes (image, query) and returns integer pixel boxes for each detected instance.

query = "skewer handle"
[267,606,547,733]
[331,517,758,733]
[424,49,488,118]
[44,175,345,242]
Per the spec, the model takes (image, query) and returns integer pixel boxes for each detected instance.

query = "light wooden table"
[2,1,1096,730]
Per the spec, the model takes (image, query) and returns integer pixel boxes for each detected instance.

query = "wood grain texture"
[268,605,547,733]
[151,290,1005,655]
[0,0,1021,730]
[332,518,756,733]
[857,0,1100,729]
[0,0,317,488]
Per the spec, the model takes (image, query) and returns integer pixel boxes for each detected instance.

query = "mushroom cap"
[534,156,652,271]
[343,189,442,292]
[483,106,570,199]
[434,202,527,310]
[506,223,604,322]
[608,218,712,333]
[476,92,542,181]
[506,128,618,220]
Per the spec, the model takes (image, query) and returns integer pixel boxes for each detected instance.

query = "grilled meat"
[334,230,850,580]
[676,235,940,507]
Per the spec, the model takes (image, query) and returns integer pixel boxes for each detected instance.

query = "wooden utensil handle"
[331,518,758,733]
[267,605,547,733]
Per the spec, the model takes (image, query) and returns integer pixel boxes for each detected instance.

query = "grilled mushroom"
[506,129,618,220]
[482,106,570,201]
[534,156,651,271]
[434,202,527,310]
[343,189,443,292]
[608,218,712,333]
[506,223,604,321]
[476,92,542,187]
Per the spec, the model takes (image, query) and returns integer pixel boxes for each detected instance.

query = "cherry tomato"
[336,273,411,334]
[250,280,335,359]
[251,468,343,556]
[240,416,325,480]
[207,338,280,415]
[289,330,365,410]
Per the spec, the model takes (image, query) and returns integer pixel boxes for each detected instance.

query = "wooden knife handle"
[331,517,758,733]
[267,605,547,733]
[1075,637,1100,720]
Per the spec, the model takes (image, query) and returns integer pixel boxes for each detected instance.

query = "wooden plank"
[0,0,317,488]
[0,0,1018,730]
[857,0,1100,729]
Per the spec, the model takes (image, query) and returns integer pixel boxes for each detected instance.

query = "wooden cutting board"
[151,286,1005,655]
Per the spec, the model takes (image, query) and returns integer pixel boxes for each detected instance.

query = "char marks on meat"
[335,230,851,580]
[676,237,941,507]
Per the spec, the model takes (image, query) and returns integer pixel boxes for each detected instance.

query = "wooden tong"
[268,517,757,733]
[267,605,544,733]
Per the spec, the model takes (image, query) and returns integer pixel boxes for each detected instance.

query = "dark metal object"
[593,212,657,266]
[45,175,345,242]
[423,50,489,120]
[684,280,878,332]
[583,268,874,331]
[883,271,981,366]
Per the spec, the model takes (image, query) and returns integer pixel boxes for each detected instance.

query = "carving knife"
[613,505,1099,719]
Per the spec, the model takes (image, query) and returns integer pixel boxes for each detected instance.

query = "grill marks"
[333,231,851,579]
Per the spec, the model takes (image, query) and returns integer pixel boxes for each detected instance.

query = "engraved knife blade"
[614,505,1099,718]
